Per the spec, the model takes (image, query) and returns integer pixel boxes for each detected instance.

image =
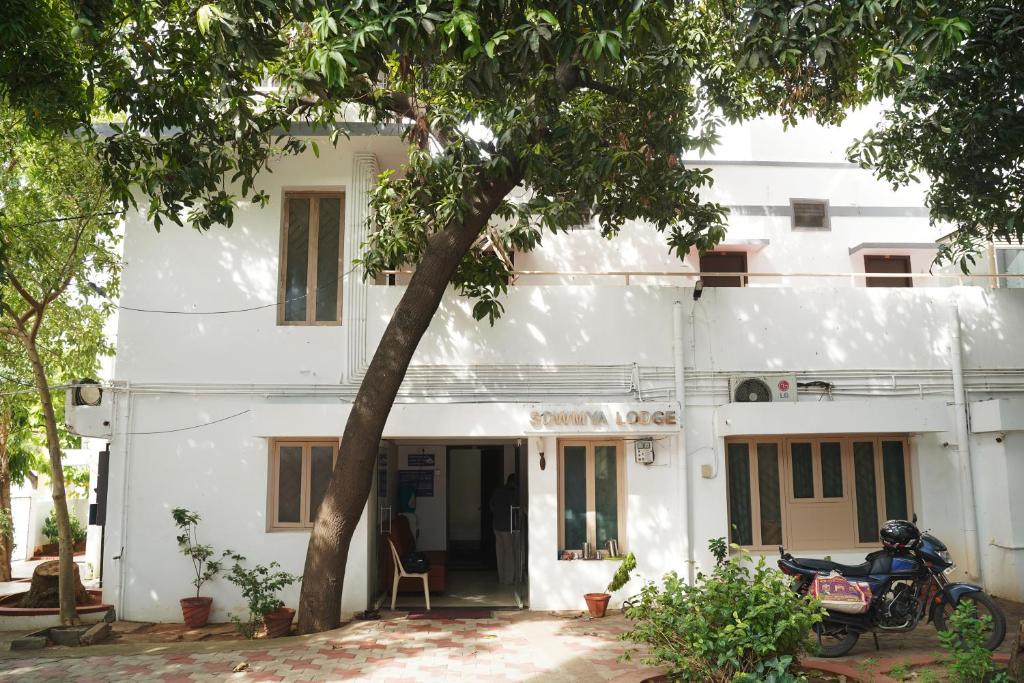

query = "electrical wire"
[122,409,251,435]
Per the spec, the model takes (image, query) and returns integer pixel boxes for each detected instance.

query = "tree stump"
[1008,620,1024,682]
[17,560,89,608]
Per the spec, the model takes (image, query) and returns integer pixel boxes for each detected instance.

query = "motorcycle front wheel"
[933,591,1007,651]
[813,621,860,658]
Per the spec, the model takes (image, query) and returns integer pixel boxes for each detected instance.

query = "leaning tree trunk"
[23,338,79,625]
[0,416,12,582]
[296,172,521,633]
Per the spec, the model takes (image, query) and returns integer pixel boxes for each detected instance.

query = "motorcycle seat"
[791,557,873,577]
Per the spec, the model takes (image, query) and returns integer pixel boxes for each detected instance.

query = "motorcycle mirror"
[912,512,918,524]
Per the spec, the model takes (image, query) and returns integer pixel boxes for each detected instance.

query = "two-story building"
[87,108,1024,624]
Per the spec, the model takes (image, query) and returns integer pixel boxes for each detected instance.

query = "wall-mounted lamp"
[693,278,704,301]
[539,450,546,470]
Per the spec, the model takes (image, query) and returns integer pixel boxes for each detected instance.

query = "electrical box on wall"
[634,439,655,465]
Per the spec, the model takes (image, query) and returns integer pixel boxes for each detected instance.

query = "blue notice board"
[398,469,434,497]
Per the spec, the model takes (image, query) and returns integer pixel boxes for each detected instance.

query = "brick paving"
[0,611,653,682]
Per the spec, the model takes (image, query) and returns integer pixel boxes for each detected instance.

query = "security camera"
[996,433,1006,443]
[693,279,704,301]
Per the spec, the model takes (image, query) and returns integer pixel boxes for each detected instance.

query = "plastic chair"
[388,536,430,611]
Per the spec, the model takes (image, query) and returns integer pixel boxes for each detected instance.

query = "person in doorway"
[489,473,519,585]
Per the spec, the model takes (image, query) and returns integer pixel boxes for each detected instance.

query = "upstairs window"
[699,252,747,287]
[864,255,912,288]
[791,199,830,231]
[279,192,345,325]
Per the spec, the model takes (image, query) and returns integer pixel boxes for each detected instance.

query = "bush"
[938,601,1008,682]
[171,508,223,598]
[621,539,824,682]
[224,553,301,638]
[42,509,87,545]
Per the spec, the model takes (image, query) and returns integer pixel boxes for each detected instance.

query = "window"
[558,440,626,553]
[278,192,345,325]
[996,248,1024,288]
[790,199,830,230]
[699,252,748,287]
[864,255,913,288]
[269,440,339,529]
[726,435,912,549]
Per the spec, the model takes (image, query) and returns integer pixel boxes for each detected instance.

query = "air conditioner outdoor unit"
[64,381,113,438]
[729,375,798,403]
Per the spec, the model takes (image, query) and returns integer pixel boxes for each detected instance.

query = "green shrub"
[621,539,824,682]
[42,508,87,545]
[607,552,637,593]
[938,601,1008,682]
[224,552,301,639]
[171,508,223,598]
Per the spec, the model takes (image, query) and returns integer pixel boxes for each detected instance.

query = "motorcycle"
[777,520,1007,657]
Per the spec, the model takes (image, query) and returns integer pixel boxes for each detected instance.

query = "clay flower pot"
[180,596,213,628]
[262,607,296,638]
[584,592,610,618]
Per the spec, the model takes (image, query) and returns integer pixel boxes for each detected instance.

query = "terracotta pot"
[180,596,213,628]
[262,607,296,638]
[584,592,610,618]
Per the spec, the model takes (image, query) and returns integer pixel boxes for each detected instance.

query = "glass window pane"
[882,441,909,521]
[315,197,341,321]
[309,446,334,522]
[821,442,844,498]
[562,446,587,550]
[277,446,303,523]
[756,443,782,546]
[727,443,753,546]
[594,445,619,548]
[997,248,1024,288]
[853,442,879,542]
[284,198,310,321]
[790,443,814,498]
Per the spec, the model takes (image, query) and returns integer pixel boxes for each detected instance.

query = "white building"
[85,110,1024,624]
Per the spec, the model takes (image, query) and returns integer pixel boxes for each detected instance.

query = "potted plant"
[224,553,301,638]
[585,552,637,618]
[171,508,223,628]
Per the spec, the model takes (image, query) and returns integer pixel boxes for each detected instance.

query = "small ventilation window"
[790,199,830,231]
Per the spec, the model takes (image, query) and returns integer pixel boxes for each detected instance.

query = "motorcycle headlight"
[938,550,953,564]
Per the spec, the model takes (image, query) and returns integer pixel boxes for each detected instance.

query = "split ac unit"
[729,375,798,403]
[65,381,113,438]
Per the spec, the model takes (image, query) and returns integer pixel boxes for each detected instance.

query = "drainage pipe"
[949,299,982,581]
[673,301,693,584]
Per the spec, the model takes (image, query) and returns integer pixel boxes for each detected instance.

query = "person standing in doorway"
[489,473,518,585]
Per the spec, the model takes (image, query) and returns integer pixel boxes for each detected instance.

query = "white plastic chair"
[388,536,430,611]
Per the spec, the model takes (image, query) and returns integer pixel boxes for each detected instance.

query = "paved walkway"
[0,612,648,682]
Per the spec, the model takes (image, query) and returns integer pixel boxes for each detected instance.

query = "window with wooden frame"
[699,251,748,287]
[558,440,626,554]
[269,440,339,529]
[278,192,345,325]
[725,435,912,550]
[864,255,913,288]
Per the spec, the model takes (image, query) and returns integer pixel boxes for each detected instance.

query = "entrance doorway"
[374,439,526,611]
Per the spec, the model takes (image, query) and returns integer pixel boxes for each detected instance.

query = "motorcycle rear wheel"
[933,590,1007,651]
[814,621,860,657]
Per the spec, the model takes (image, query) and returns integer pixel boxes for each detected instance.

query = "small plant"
[621,539,824,682]
[709,536,728,566]
[171,508,223,598]
[224,553,301,639]
[888,661,911,681]
[938,601,1009,682]
[607,552,637,593]
[42,509,87,545]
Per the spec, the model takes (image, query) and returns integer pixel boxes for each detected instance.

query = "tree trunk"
[0,414,12,582]
[296,171,522,633]
[17,559,89,608]
[23,338,80,625]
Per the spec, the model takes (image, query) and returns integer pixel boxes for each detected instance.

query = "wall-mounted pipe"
[673,301,693,584]
[949,299,982,581]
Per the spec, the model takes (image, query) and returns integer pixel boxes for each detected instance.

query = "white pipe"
[116,382,135,617]
[673,301,693,584]
[949,299,982,581]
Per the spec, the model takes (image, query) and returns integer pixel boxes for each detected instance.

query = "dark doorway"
[864,255,913,287]
[699,251,748,287]
[479,446,505,569]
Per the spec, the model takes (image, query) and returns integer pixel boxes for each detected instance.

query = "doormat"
[406,609,493,620]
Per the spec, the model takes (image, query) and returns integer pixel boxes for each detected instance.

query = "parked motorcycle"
[778,519,1006,657]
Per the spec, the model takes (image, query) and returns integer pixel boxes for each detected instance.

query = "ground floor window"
[269,440,338,529]
[558,439,626,556]
[726,435,912,550]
